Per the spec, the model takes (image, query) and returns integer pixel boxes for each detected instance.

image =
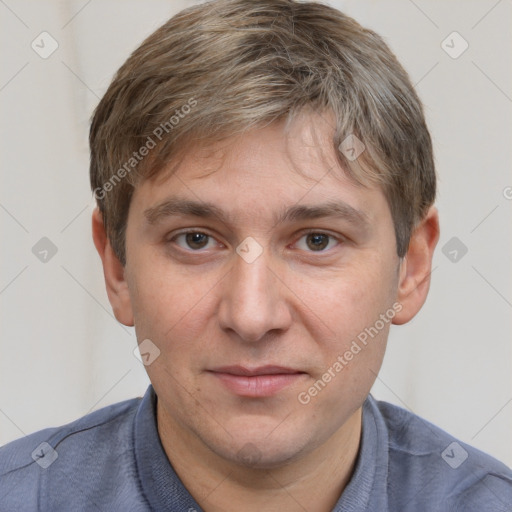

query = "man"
[1,0,511,510]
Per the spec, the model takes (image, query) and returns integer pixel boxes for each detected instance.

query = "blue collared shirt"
[1,385,511,511]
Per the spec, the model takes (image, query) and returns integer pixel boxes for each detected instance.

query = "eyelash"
[167,229,343,254]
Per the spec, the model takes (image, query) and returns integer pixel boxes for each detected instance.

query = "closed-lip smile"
[208,365,307,397]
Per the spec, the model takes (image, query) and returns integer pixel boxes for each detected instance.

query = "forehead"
[148,110,355,185]
[132,112,390,229]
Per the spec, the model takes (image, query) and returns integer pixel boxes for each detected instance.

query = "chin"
[204,426,313,469]
[232,441,305,469]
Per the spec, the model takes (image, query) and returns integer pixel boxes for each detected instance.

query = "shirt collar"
[134,385,389,512]
[332,394,390,511]
[134,385,203,511]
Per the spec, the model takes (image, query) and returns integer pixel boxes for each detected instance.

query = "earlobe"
[392,206,440,325]
[92,208,134,327]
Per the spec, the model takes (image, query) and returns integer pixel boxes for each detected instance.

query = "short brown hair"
[90,0,436,265]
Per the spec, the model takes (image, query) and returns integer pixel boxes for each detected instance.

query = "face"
[123,112,403,467]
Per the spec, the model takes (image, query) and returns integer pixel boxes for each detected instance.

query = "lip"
[208,365,307,397]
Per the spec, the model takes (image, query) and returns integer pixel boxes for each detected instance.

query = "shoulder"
[0,396,140,472]
[369,396,512,512]
[0,396,144,510]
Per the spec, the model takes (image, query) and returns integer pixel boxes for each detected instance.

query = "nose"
[217,245,293,344]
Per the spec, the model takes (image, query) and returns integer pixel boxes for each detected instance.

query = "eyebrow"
[144,197,371,231]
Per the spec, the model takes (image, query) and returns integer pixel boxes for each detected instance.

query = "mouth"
[207,365,308,397]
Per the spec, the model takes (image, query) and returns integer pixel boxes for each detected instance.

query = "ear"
[392,206,440,325]
[92,208,134,326]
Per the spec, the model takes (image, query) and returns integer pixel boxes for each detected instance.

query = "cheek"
[127,256,216,355]
[291,258,395,336]
[290,255,396,401]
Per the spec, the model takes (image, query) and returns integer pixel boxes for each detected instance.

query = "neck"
[157,403,362,512]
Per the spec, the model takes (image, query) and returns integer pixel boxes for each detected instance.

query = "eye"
[171,231,219,251]
[168,230,341,254]
[294,231,341,252]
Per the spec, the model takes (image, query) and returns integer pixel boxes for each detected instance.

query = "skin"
[93,111,439,511]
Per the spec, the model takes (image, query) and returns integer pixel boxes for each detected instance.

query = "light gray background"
[1,0,511,467]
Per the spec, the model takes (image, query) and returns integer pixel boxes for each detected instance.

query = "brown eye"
[185,232,209,249]
[172,231,215,251]
[295,232,340,252]
[306,233,329,251]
